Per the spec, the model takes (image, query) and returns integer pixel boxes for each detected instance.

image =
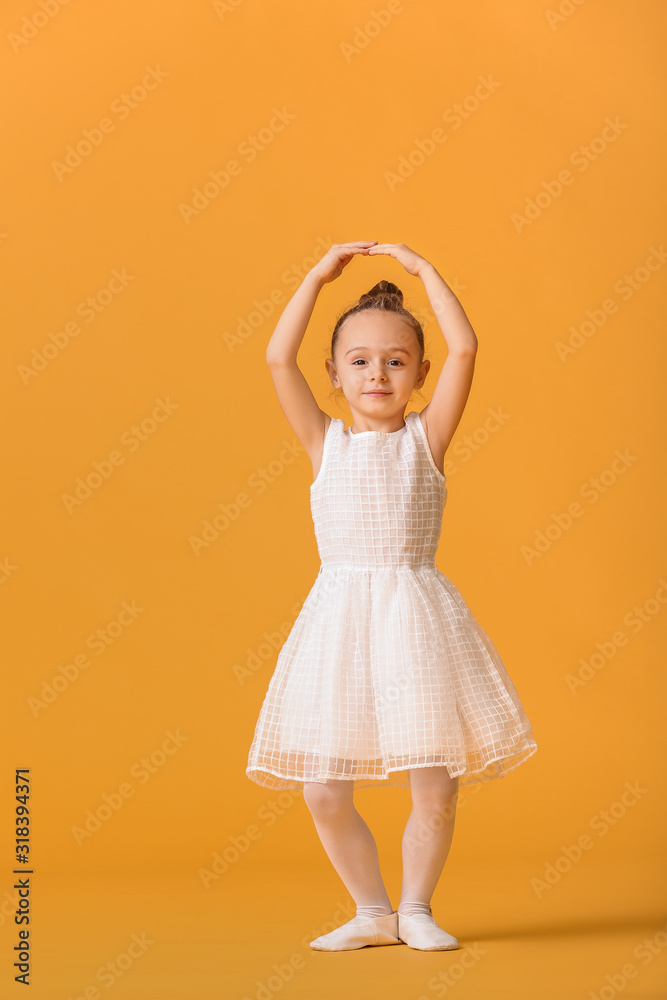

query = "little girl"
[246,241,538,952]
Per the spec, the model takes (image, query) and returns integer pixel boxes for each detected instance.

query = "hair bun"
[359,280,404,306]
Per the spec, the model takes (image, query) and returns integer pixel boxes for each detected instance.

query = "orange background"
[1,0,666,997]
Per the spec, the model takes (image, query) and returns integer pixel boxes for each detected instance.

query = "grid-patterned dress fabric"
[246,409,537,791]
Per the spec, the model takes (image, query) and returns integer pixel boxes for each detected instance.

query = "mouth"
[364,391,391,396]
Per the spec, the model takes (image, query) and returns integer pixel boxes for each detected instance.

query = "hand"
[308,241,378,284]
[367,242,431,277]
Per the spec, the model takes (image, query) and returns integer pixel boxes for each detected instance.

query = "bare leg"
[399,765,459,908]
[303,778,393,912]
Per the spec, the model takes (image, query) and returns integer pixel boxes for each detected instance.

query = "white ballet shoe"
[309,912,402,951]
[397,911,459,951]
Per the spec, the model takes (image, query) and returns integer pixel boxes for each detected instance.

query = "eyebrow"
[344,346,412,357]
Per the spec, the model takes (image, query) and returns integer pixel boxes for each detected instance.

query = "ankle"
[398,900,433,916]
[356,903,395,918]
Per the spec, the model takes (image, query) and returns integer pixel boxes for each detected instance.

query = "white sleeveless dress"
[246,409,537,791]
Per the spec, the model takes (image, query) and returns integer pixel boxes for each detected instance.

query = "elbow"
[265,347,282,366]
[266,352,295,368]
[456,342,478,357]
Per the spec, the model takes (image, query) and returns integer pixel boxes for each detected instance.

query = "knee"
[303,781,350,820]
[412,777,460,820]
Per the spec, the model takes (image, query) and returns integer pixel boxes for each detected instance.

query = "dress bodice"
[309,409,448,570]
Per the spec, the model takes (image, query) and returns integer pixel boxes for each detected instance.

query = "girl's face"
[326,310,429,418]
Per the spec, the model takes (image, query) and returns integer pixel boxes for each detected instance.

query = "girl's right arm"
[265,241,377,461]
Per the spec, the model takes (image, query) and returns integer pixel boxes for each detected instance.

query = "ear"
[417,358,431,387]
[325,357,340,386]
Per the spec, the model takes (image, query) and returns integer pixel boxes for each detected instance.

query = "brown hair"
[330,280,425,363]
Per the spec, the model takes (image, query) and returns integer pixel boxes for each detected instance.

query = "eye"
[350,357,404,366]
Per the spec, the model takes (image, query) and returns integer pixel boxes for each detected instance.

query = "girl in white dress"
[246,241,538,952]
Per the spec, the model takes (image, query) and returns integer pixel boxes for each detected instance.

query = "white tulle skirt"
[246,564,538,791]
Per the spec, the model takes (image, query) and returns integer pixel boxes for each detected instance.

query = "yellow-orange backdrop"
[2,1,666,997]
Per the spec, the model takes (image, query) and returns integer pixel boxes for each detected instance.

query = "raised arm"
[417,262,478,458]
[265,241,377,459]
[367,243,478,462]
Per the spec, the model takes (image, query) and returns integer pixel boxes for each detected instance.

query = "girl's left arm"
[367,243,478,458]
[418,261,478,458]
